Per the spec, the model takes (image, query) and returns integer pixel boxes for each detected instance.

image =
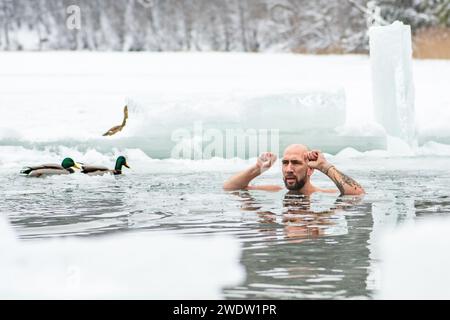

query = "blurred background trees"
[0,0,448,54]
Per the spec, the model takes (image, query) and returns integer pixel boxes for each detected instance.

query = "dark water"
[2,157,450,299]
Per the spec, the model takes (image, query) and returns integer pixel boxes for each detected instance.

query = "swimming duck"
[81,156,130,176]
[20,158,81,177]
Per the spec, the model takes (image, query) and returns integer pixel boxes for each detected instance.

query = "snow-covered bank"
[0,52,449,157]
[0,215,244,299]
[378,218,450,299]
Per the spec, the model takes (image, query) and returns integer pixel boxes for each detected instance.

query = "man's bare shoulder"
[246,185,283,192]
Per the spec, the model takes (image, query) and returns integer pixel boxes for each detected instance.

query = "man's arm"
[307,151,365,196]
[223,164,261,190]
[324,166,365,196]
[223,152,278,191]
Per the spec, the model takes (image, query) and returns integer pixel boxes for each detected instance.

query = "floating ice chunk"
[378,218,450,299]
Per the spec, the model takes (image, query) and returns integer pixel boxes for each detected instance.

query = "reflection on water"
[239,191,351,241]
[1,161,450,299]
[228,189,372,299]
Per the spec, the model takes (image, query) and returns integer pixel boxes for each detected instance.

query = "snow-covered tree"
[0,0,448,52]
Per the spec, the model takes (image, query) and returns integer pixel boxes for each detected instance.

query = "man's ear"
[307,167,314,177]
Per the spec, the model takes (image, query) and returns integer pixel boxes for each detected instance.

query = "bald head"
[283,144,309,158]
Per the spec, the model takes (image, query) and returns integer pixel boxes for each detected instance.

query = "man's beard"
[283,174,307,191]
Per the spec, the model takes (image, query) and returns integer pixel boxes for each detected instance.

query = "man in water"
[223,144,364,196]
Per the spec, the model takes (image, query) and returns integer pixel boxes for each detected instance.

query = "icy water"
[2,156,450,299]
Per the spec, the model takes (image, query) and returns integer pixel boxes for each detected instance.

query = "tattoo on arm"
[328,167,363,195]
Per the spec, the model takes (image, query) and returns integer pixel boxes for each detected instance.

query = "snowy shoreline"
[0,52,449,158]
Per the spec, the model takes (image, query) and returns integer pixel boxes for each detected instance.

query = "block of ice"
[89,91,353,158]
[369,21,416,145]
[241,90,346,131]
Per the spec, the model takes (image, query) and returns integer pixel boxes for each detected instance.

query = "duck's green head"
[115,156,130,171]
[61,158,81,170]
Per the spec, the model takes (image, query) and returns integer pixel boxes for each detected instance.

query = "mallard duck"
[20,158,81,177]
[103,105,128,136]
[81,156,130,176]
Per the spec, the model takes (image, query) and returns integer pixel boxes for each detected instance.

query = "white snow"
[0,51,449,157]
[377,218,450,299]
[0,215,244,299]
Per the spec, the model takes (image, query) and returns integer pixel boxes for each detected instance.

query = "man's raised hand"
[306,150,332,173]
[257,152,277,173]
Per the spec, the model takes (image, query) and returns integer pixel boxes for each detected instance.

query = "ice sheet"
[0,215,244,299]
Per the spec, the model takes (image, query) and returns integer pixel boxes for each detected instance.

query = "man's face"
[282,150,310,190]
